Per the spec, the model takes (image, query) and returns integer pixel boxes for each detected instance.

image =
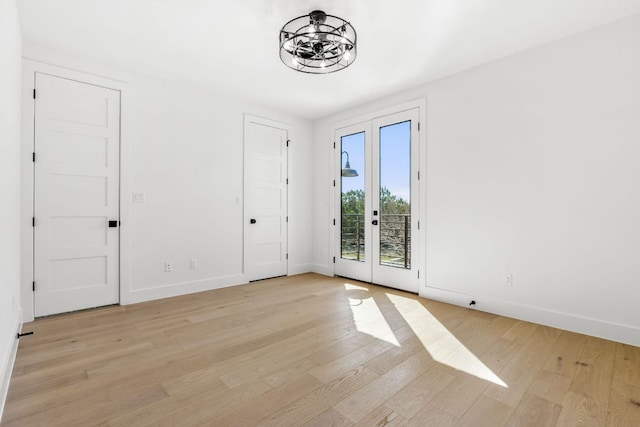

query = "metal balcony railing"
[340,213,411,269]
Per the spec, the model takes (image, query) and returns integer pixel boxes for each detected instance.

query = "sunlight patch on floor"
[386,293,508,387]
[344,283,400,346]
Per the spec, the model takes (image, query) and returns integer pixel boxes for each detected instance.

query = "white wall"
[0,0,22,419]
[20,45,313,315]
[124,75,313,303]
[312,14,640,346]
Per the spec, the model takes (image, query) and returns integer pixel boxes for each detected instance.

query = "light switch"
[133,192,146,203]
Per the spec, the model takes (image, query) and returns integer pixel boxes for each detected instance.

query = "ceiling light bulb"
[320,59,326,68]
[308,25,315,33]
[343,50,351,61]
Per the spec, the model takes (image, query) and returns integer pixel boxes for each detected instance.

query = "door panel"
[335,123,372,283]
[371,109,420,292]
[34,73,120,316]
[244,118,288,281]
[334,109,420,292]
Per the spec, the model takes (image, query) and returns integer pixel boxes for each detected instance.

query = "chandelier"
[279,10,357,74]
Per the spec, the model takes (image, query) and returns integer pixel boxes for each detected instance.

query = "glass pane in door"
[379,121,411,268]
[341,132,365,261]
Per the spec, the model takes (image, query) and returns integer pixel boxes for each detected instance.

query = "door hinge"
[32,281,35,292]
[417,221,420,230]
[32,217,35,227]
[333,142,336,149]
[286,253,289,260]
[286,216,289,222]
[286,140,290,147]
[32,152,36,162]
[333,256,336,263]
[286,178,289,185]
[417,171,420,180]
[333,218,335,226]
[33,89,36,99]
[333,180,336,187]
[418,270,420,279]
[417,122,420,131]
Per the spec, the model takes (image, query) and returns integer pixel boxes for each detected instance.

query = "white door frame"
[21,59,132,322]
[243,114,291,281]
[330,99,427,291]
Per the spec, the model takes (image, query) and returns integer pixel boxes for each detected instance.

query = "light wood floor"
[3,273,640,426]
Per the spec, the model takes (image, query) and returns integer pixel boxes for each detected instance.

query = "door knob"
[250,219,257,224]
[372,220,378,225]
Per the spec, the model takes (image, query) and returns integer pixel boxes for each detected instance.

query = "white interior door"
[334,108,420,293]
[244,117,288,281]
[34,73,121,316]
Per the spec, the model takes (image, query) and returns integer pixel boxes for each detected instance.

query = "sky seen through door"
[341,121,411,202]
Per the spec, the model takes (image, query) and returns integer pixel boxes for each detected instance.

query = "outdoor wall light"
[341,151,359,177]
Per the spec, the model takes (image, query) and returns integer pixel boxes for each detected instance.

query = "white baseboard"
[420,286,640,347]
[122,274,247,305]
[310,264,333,277]
[1,309,22,424]
[288,264,314,276]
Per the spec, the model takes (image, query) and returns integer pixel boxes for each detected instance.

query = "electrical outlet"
[503,273,513,286]
[190,258,198,270]
[165,261,173,272]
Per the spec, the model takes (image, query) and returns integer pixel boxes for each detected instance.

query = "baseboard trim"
[310,264,333,277]
[288,264,314,276]
[420,286,640,347]
[1,309,22,424]
[122,274,247,305]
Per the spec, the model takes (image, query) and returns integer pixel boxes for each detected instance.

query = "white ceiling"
[17,0,640,119]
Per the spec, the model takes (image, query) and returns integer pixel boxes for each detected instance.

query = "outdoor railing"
[341,213,411,268]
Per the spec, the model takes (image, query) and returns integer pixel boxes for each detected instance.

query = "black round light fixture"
[279,10,357,74]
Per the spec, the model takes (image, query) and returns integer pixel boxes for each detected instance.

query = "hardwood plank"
[353,405,408,427]
[309,338,398,383]
[429,373,490,418]
[257,366,379,426]
[542,330,588,379]
[2,273,635,426]
[384,366,456,418]
[261,357,319,388]
[505,393,562,427]
[364,335,424,376]
[110,378,272,427]
[407,404,458,427]
[613,343,640,387]
[527,370,572,405]
[569,336,616,405]
[333,352,434,423]
[605,380,640,427]
[557,390,608,426]
[455,395,514,427]
[214,374,324,426]
[484,325,560,407]
[304,408,354,427]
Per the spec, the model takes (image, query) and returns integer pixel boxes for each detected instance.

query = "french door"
[334,108,420,292]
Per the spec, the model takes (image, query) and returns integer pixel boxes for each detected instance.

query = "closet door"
[34,73,121,316]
